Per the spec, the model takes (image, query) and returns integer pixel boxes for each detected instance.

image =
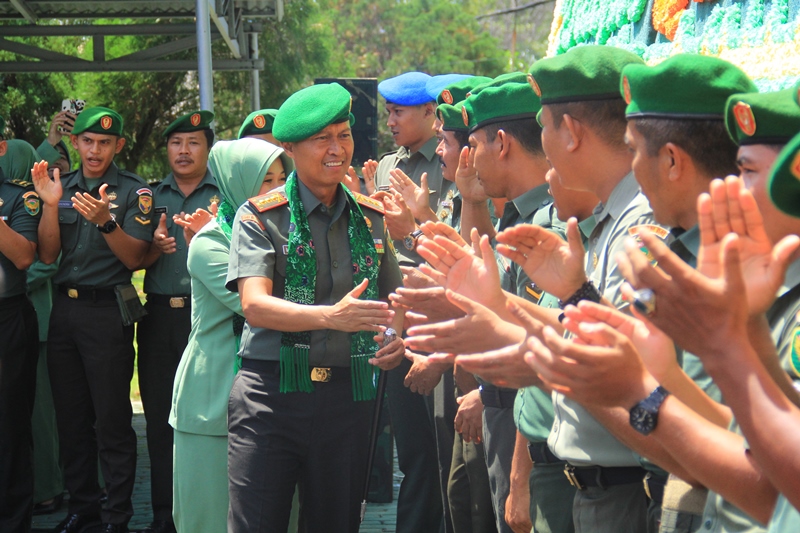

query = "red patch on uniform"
[442,89,454,105]
[190,113,201,126]
[527,74,542,98]
[100,116,112,130]
[733,102,757,136]
[622,76,632,105]
[253,114,266,129]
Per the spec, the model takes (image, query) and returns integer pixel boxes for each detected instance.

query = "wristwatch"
[629,386,670,435]
[97,214,118,234]
[403,229,424,251]
[558,280,601,309]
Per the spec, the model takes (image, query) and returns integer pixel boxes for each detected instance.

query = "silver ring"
[632,289,656,317]
[383,328,397,347]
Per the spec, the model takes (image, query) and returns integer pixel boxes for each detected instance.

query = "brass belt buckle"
[310,367,331,383]
[68,288,79,299]
[643,472,652,499]
[169,297,185,309]
[564,464,584,491]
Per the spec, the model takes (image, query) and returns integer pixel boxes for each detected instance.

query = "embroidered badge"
[209,194,220,208]
[527,74,542,98]
[462,106,470,127]
[733,102,756,136]
[107,191,117,201]
[100,116,112,130]
[240,213,264,230]
[628,225,668,265]
[622,76,632,105]
[364,216,372,230]
[190,113,202,127]
[22,191,40,216]
[253,114,266,129]
[442,89,454,105]
[250,191,288,212]
[138,194,152,215]
[134,216,151,225]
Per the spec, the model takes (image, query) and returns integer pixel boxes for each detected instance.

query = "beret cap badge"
[461,106,469,127]
[100,116,112,130]
[622,76,632,105]
[190,113,202,127]
[527,74,541,97]
[792,151,800,181]
[442,89,454,105]
[253,114,266,129]
[733,102,757,136]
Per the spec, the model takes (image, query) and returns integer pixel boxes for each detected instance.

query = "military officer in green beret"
[238,109,278,144]
[32,106,154,533]
[135,110,219,533]
[225,83,405,533]
[0,128,42,533]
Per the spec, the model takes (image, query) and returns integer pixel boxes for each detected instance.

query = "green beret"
[768,131,800,217]
[470,72,529,94]
[437,102,469,132]
[238,109,277,139]
[437,76,492,106]
[528,45,643,105]
[72,107,123,136]
[273,84,355,143]
[623,55,756,120]
[462,82,541,132]
[163,110,214,138]
[725,89,800,146]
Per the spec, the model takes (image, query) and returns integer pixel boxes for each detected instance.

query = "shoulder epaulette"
[354,192,385,215]
[249,190,288,212]
[7,178,33,188]
[378,150,398,161]
[628,224,669,240]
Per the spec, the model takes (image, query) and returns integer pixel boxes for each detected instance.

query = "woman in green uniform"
[169,138,292,532]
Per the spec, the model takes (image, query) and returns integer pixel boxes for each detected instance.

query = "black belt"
[147,294,190,309]
[563,464,646,491]
[479,385,517,409]
[241,359,351,383]
[527,441,564,465]
[643,472,667,505]
[57,285,116,302]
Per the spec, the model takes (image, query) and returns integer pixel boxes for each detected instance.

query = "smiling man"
[31,106,154,533]
[135,110,219,533]
[225,83,405,533]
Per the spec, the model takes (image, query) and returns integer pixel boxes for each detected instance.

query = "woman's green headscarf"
[0,139,39,182]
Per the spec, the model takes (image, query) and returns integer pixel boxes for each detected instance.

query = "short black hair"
[480,118,543,156]
[453,129,469,148]
[547,98,628,149]
[632,118,738,178]
[166,128,214,151]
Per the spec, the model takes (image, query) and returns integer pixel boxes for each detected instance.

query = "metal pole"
[249,33,260,111]
[196,0,214,112]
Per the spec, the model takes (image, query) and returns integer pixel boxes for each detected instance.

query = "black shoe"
[51,513,101,533]
[33,493,64,515]
[130,521,176,533]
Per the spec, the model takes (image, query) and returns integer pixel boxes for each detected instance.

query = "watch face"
[403,236,415,251]
[630,406,656,435]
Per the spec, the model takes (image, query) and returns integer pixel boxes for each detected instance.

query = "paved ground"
[32,401,400,532]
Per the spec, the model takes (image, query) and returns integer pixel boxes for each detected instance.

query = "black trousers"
[228,362,373,533]
[0,295,39,533]
[136,300,191,522]
[47,293,136,525]
[386,357,444,533]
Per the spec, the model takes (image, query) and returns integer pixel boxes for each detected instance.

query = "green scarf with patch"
[281,172,381,401]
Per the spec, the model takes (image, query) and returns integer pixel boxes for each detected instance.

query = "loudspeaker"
[315,78,378,167]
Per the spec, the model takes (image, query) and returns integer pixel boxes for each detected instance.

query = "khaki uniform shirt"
[548,172,670,467]
[225,180,402,367]
[0,169,40,297]
[53,163,153,288]
[144,169,219,296]
[376,136,455,264]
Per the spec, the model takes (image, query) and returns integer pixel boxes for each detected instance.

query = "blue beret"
[425,74,471,101]
[379,72,434,106]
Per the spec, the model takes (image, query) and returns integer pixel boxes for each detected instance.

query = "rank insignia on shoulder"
[250,191,288,212]
[240,213,264,230]
[628,225,669,240]
[135,216,151,225]
[354,192,385,215]
[22,191,40,216]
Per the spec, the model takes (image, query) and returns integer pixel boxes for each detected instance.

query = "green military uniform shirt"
[225,180,403,367]
[376,136,456,264]
[144,169,219,296]
[53,162,153,288]
[36,140,61,166]
[548,172,670,467]
[0,169,40,298]
[702,258,800,533]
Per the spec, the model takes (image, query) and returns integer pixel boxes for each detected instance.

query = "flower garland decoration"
[652,0,689,41]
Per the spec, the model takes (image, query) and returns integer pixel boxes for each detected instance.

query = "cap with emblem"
[768,131,800,217]
[622,54,755,120]
[437,102,469,132]
[462,80,541,132]
[163,110,215,138]
[238,109,278,139]
[272,83,355,143]
[528,45,644,105]
[71,106,124,136]
[436,75,492,106]
[725,89,800,146]
[426,74,471,102]
[378,72,434,106]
